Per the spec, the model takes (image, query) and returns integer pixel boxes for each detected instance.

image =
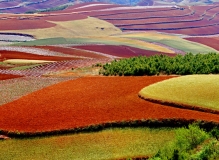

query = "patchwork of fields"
[0,1,219,160]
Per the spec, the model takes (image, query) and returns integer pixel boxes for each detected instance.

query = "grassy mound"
[139,75,219,112]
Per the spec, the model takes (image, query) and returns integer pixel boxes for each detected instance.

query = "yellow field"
[116,32,218,53]
[1,17,122,39]
[0,128,175,160]
[97,36,174,53]
[139,75,219,110]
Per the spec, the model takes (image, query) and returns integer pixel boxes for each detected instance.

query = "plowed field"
[1,76,219,133]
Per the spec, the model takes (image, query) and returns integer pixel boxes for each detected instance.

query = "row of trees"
[100,53,219,76]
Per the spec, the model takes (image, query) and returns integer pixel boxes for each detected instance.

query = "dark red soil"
[0,76,219,133]
[0,73,22,80]
[95,8,191,20]
[0,19,55,30]
[159,25,219,36]
[185,37,219,51]
[0,50,82,61]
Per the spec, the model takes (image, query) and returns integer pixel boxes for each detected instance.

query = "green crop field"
[139,75,219,111]
[0,128,175,160]
[117,32,218,53]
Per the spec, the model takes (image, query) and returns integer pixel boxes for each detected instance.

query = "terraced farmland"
[82,4,219,36]
[0,2,219,160]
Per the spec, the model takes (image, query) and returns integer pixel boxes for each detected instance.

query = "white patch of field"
[100,5,175,11]
[73,3,114,10]
[0,46,74,57]
[0,34,35,42]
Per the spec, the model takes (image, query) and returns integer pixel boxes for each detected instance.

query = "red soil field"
[34,46,109,59]
[0,73,22,80]
[107,14,200,26]
[85,8,178,17]
[95,8,191,20]
[0,19,55,30]
[121,19,214,30]
[41,13,87,21]
[185,37,219,50]
[73,45,175,57]
[159,25,219,35]
[0,51,82,61]
[0,76,219,133]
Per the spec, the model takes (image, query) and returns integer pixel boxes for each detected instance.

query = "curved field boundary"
[100,10,195,20]
[0,46,76,57]
[0,50,83,61]
[0,32,34,38]
[115,17,203,27]
[0,59,111,77]
[0,118,218,138]
[159,25,219,36]
[139,75,219,112]
[1,76,219,133]
[0,77,77,106]
[34,46,110,59]
[73,44,176,57]
[139,94,219,115]
[88,8,178,17]
[185,37,219,50]
[150,42,185,55]
[121,22,219,31]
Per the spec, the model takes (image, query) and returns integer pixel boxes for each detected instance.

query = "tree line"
[100,53,219,76]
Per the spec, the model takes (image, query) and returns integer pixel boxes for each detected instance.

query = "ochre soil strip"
[0,76,219,133]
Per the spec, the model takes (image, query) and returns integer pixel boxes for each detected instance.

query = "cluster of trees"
[100,53,219,76]
[149,124,219,160]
